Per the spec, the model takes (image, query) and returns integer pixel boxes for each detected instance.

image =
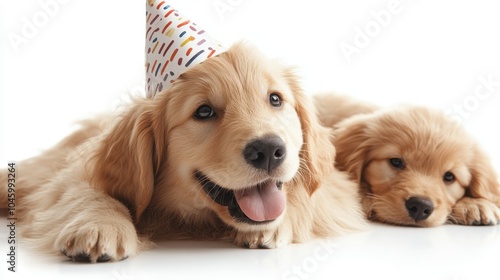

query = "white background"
[1,0,500,279]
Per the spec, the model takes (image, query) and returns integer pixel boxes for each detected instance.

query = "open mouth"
[194,171,285,225]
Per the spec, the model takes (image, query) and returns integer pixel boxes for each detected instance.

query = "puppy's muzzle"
[243,135,286,173]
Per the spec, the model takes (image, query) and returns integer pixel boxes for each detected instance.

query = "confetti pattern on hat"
[146,1,225,97]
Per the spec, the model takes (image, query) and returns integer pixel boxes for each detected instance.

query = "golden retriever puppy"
[0,43,365,263]
[314,93,500,227]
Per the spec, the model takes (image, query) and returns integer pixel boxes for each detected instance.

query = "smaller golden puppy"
[314,93,500,227]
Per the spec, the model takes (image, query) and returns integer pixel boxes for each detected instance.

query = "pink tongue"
[234,181,285,222]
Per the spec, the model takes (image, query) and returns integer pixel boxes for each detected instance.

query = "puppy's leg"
[233,218,294,249]
[23,176,141,262]
[450,197,500,225]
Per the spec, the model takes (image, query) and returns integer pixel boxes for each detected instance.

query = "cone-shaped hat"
[146,1,225,97]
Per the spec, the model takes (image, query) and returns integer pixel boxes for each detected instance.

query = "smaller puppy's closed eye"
[389,158,405,170]
[194,105,216,120]
[269,93,283,108]
[443,171,455,184]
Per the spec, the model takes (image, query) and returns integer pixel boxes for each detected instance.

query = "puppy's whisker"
[294,160,312,185]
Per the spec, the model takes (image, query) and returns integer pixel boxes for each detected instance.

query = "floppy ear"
[467,146,500,205]
[91,99,166,222]
[332,115,372,183]
[285,71,335,195]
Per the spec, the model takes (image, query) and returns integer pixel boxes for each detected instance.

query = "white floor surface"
[1,219,499,280]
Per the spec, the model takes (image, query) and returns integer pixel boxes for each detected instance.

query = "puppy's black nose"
[405,196,434,221]
[244,135,286,173]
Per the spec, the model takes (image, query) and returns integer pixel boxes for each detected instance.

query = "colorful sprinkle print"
[146,1,225,97]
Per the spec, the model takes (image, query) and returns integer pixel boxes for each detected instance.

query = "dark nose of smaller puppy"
[405,196,434,221]
[244,135,286,173]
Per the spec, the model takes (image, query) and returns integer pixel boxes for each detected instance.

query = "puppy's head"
[93,42,334,233]
[163,42,333,231]
[334,107,500,227]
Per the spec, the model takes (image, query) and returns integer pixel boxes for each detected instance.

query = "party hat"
[146,1,226,97]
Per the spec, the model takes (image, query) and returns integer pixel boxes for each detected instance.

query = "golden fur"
[0,43,365,263]
[314,93,500,227]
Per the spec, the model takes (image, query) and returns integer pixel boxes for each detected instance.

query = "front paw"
[234,225,292,249]
[55,216,139,262]
[450,197,500,225]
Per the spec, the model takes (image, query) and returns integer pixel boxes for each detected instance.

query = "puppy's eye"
[194,105,215,120]
[269,93,282,107]
[389,158,405,170]
[443,172,455,183]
